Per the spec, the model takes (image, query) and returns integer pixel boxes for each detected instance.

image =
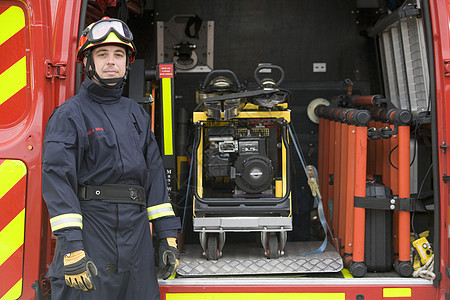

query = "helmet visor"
[88,19,133,43]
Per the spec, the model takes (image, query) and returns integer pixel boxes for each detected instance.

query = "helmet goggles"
[84,18,133,44]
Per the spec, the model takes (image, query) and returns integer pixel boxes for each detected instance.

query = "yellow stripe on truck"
[0,159,27,300]
[383,288,411,298]
[166,293,346,300]
[0,278,22,300]
[162,77,173,155]
[0,6,25,45]
[0,159,27,198]
[0,209,25,267]
[0,56,26,106]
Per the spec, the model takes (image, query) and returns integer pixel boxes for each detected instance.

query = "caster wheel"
[268,233,279,259]
[207,234,219,260]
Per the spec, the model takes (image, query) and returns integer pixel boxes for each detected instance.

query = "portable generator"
[191,66,292,260]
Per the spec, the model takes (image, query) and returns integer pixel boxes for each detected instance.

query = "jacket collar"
[81,77,123,104]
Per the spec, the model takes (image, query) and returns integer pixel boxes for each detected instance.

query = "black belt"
[78,184,146,206]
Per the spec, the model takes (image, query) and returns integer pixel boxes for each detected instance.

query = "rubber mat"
[177,241,343,276]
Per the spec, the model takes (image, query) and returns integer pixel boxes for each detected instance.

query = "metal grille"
[236,127,270,137]
[379,16,429,113]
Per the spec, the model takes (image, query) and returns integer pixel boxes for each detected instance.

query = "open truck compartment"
[0,0,448,299]
[121,0,436,280]
[91,0,437,290]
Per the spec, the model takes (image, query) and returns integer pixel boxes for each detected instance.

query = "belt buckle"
[129,187,138,201]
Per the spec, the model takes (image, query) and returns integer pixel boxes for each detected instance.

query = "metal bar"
[398,126,411,262]
[352,126,368,264]
[344,124,356,255]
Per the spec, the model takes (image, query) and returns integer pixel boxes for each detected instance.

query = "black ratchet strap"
[78,184,146,206]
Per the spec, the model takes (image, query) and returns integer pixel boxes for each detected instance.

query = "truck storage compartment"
[76,0,436,286]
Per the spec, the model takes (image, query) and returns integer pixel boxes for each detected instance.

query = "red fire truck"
[0,0,449,299]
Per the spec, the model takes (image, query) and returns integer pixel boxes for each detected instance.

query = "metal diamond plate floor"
[177,241,343,277]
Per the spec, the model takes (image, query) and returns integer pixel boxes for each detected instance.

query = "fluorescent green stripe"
[0,209,25,267]
[148,211,175,221]
[50,213,83,232]
[148,203,173,212]
[0,56,27,106]
[0,6,25,45]
[51,222,83,231]
[162,77,173,155]
[0,160,26,199]
[0,278,22,300]
[147,203,175,220]
[383,288,411,298]
[167,293,346,300]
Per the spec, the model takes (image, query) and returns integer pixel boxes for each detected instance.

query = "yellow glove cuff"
[167,237,177,249]
[64,250,85,264]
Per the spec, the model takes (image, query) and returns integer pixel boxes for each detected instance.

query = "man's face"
[89,45,127,84]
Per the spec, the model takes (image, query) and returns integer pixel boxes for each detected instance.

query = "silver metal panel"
[381,31,399,108]
[193,216,292,232]
[379,16,429,113]
[177,241,342,276]
[391,25,410,110]
[400,17,429,113]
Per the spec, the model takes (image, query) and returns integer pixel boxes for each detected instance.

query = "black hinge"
[443,174,450,183]
[45,61,66,79]
[440,141,450,153]
[445,61,450,77]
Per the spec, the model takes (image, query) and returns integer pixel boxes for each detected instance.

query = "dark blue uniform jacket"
[42,78,180,298]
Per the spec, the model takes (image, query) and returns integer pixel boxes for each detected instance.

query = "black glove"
[63,250,98,291]
[157,238,180,280]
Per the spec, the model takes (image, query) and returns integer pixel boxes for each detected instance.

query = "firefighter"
[42,17,180,299]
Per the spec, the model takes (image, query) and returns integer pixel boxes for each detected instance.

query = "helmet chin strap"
[84,50,130,89]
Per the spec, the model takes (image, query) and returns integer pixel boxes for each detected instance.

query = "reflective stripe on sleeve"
[50,213,83,232]
[147,203,175,220]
